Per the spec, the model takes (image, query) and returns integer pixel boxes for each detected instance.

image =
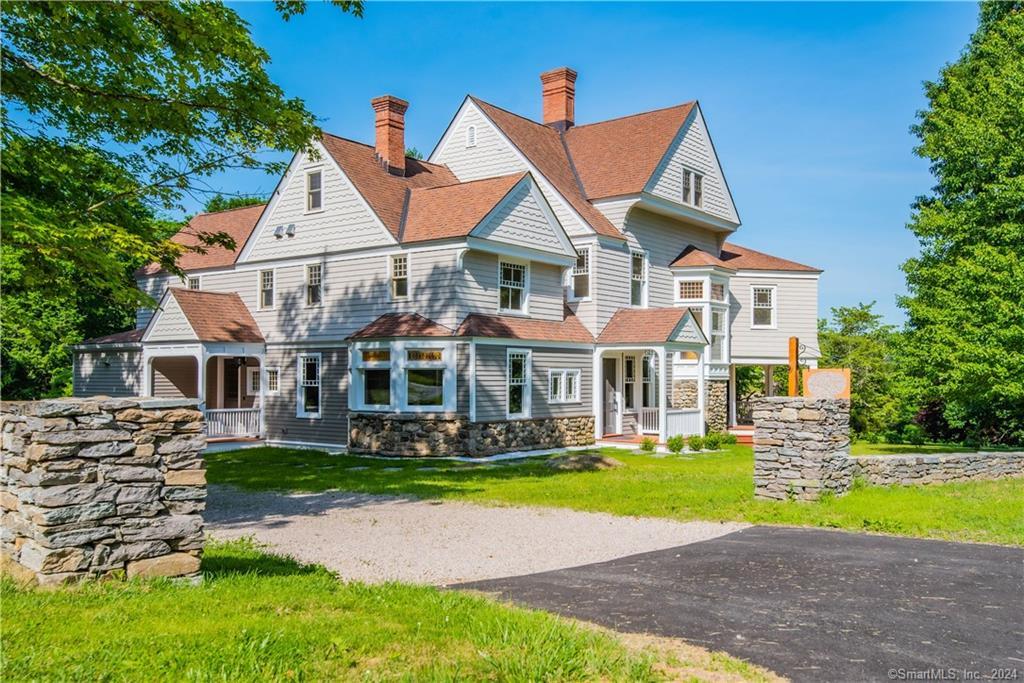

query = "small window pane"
[711,283,725,301]
[680,281,703,300]
[694,174,703,207]
[250,370,260,393]
[361,349,391,363]
[565,371,578,401]
[303,385,320,412]
[682,171,691,204]
[549,373,562,401]
[754,307,774,326]
[508,385,524,415]
[391,255,408,299]
[500,262,526,312]
[407,368,444,406]
[364,369,390,405]
[572,248,590,299]
[187,277,200,290]
[267,369,279,393]
[408,349,443,362]
[306,264,322,306]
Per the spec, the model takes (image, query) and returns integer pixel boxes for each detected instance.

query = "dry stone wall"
[1,397,206,586]
[851,451,1023,486]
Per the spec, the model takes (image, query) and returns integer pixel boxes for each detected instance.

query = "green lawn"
[2,539,774,682]
[208,446,1024,546]
[850,441,1014,456]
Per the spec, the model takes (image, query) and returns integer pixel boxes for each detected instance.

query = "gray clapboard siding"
[729,274,821,361]
[73,351,142,397]
[245,145,394,263]
[457,343,470,414]
[151,357,199,398]
[474,344,592,422]
[460,251,564,322]
[263,346,349,446]
[136,273,178,329]
[593,241,633,334]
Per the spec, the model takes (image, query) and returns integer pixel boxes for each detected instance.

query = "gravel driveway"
[206,485,747,585]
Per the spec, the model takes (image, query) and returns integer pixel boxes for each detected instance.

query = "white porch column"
[697,350,707,436]
[657,347,668,443]
[197,349,207,409]
[592,350,602,439]
[728,363,737,428]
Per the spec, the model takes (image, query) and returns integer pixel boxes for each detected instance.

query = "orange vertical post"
[788,337,799,396]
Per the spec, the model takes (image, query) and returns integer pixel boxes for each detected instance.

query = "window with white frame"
[306,170,322,211]
[630,251,647,307]
[548,369,581,403]
[297,354,321,418]
[306,263,322,306]
[641,353,658,408]
[187,276,200,290]
[751,286,776,328]
[358,348,391,408]
[259,269,274,309]
[248,367,260,394]
[352,343,457,412]
[499,261,527,313]
[624,356,636,410]
[679,280,703,300]
[265,368,280,394]
[466,125,477,148]
[506,350,530,418]
[711,309,727,362]
[571,247,590,300]
[390,254,408,299]
[711,282,726,302]
[682,170,704,208]
[405,348,445,407]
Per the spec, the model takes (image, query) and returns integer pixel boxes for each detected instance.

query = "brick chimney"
[371,95,409,176]
[541,67,577,131]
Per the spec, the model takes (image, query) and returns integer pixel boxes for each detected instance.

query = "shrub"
[687,435,705,452]
[902,423,926,446]
[721,432,738,445]
[666,435,686,454]
[703,432,723,450]
[639,437,657,453]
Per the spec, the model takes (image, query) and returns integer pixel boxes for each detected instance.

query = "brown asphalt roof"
[347,313,454,340]
[79,328,145,345]
[167,289,264,343]
[456,310,594,343]
[670,245,736,270]
[137,203,266,276]
[719,242,821,272]
[471,97,622,239]
[320,133,458,239]
[565,103,695,200]
[402,173,527,244]
[597,307,703,344]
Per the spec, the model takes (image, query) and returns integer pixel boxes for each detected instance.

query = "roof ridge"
[557,129,589,199]
[569,101,696,131]
[169,287,241,298]
[321,130,452,171]
[469,96,552,132]
[192,202,267,218]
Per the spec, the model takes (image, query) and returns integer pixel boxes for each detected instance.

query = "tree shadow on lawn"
[201,539,326,579]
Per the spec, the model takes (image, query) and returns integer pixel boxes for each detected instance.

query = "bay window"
[711,309,727,362]
[352,342,456,412]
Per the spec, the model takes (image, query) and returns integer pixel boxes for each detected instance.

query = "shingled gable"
[401,173,526,243]
[143,288,264,344]
[597,308,708,346]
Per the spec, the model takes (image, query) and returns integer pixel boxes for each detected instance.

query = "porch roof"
[78,328,145,346]
[347,313,454,340]
[154,288,265,343]
[597,307,708,345]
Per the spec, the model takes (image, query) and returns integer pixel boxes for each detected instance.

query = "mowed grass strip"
[208,446,1024,546]
[4,539,774,682]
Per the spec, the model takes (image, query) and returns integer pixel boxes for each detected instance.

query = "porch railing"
[639,407,659,434]
[666,409,702,438]
[205,408,262,438]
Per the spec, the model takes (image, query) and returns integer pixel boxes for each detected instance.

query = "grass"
[1,539,775,682]
[850,441,1015,456]
[208,445,1024,546]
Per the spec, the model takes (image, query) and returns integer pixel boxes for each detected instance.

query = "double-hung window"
[306,264,323,306]
[306,170,322,212]
[751,286,776,328]
[259,269,274,309]
[682,170,704,208]
[711,309,727,362]
[630,251,647,307]
[187,276,200,290]
[506,350,530,418]
[391,254,408,299]
[548,369,581,404]
[265,368,280,395]
[499,261,527,313]
[247,367,260,394]
[297,353,321,418]
[623,356,636,410]
[571,247,590,300]
[405,348,445,408]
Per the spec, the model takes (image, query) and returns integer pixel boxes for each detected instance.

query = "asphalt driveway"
[457,526,1024,682]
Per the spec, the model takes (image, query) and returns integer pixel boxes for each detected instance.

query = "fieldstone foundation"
[671,380,698,409]
[1,397,206,586]
[753,397,852,501]
[349,413,595,457]
[706,380,728,432]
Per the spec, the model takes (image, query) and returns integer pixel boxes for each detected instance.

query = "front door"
[602,357,619,435]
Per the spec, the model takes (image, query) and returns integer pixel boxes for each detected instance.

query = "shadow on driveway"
[456,526,1024,682]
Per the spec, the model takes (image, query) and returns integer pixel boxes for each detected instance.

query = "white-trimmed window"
[405,347,445,408]
[466,125,477,148]
[499,261,527,313]
[548,369,581,404]
[359,348,392,408]
[352,342,457,412]
[623,356,636,410]
[711,282,726,302]
[679,280,703,301]
[630,251,647,307]
[306,170,323,212]
[265,368,280,395]
[570,247,590,300]
[711,309,727,362]
[506,349,530,418]
[187,276,200,290]
[391,254,408,299]
[297,353,321,418]
[751,285,776,328]
[306,263,323,307]
[682,170,704,208]
[641,352,658,408]
[259,269,274,310]
[247,367,260,394]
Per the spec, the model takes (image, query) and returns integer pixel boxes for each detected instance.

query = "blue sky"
[216,1,978,323]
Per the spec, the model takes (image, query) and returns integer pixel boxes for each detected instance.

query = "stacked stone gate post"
[1,397,206,585]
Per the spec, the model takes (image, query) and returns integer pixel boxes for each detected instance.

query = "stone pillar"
[705,380,728,433]
[1,397,206,586]
[753,397,851,502]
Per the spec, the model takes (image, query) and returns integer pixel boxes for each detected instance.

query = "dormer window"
[466,125,477,148]
[570,247,590,300]
[187,276,200,290]
[682,170,704,208]
[306,170,322,212]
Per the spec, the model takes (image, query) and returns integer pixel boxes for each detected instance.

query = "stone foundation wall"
[753,397,852,501]
[1,397,206,586]
[349,413,595,457]
[706,380,728,432]
[671,380,698,409]
[851,452,1023,486]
